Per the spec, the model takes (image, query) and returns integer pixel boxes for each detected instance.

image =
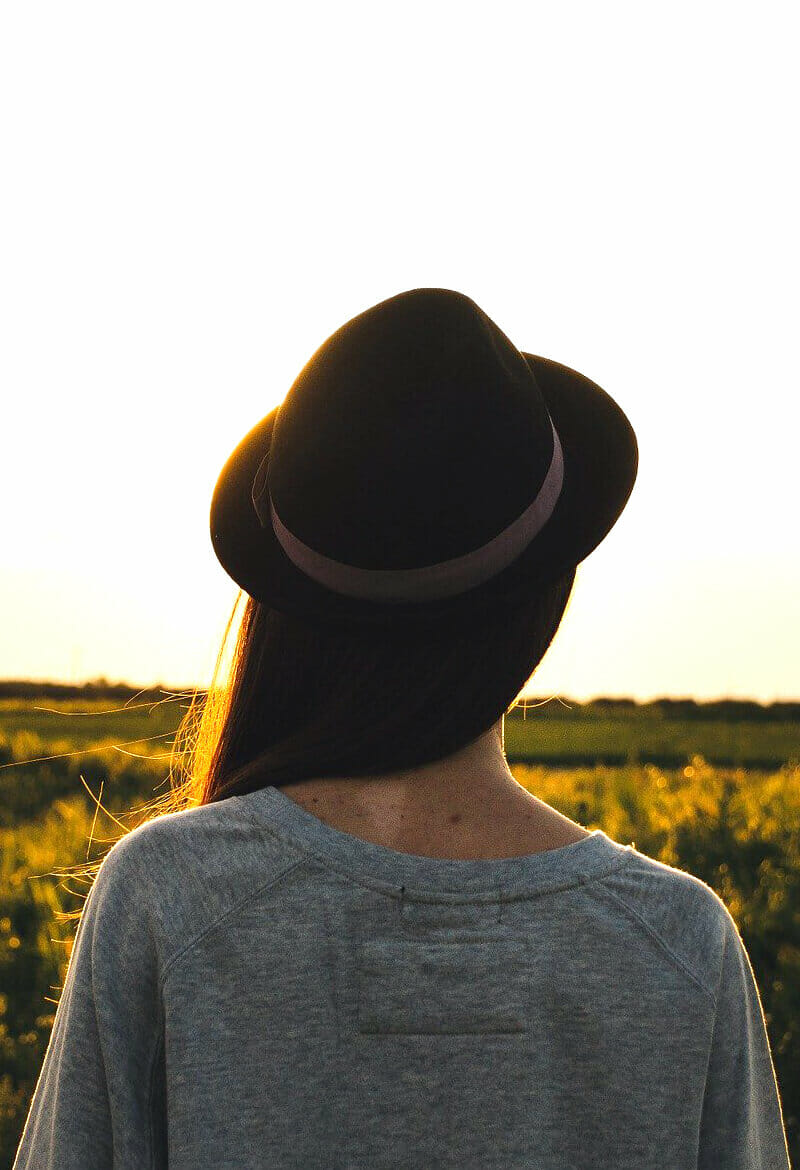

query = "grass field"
[1,687,798,1167]
[2,693,797,766]
[504,708,800,769]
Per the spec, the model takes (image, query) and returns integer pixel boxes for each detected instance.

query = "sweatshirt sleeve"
[697,906,791,1170]
[12,831,167,1170]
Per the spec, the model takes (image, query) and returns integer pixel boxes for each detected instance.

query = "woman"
[14,288,790,1168]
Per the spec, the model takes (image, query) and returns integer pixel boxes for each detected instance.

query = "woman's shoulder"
[588,841,733,1000]
[92,794,306,970]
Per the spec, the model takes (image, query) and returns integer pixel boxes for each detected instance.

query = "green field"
[504,706,800,769]
[1,687,798,1166]
[1,690,797,766]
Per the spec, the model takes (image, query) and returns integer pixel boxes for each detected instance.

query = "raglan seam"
[89,835,169,1169]
[158,858,307,991]
[141,874,166,1170]
[147,1024,165,1170]
[579,878,716,1003]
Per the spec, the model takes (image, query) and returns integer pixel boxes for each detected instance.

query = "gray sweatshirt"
[13,784,791,1169]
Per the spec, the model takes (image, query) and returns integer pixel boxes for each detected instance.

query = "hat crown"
[266,289,556,570]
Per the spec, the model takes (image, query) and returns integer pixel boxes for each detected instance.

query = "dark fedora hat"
[209,288,638,633]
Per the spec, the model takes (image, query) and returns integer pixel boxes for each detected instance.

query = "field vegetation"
[1,682,798,1167]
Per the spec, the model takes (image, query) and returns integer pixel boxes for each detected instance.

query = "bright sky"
[2,3,798,702]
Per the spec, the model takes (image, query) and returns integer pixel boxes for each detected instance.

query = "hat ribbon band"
[256,415,563,603]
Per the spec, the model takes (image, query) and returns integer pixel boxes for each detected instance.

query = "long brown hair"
[61,567,577,919]
[175,566,577,808]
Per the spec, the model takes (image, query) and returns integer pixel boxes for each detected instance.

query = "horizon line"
[1,677,799,706]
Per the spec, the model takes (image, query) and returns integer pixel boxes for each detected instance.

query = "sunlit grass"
[1,699,798,1162]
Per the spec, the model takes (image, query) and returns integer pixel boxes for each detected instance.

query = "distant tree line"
[0,678,177,702]
[512,696,800,722]
[0,679,798,721]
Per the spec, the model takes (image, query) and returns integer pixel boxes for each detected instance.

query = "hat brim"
[209,353,638,631]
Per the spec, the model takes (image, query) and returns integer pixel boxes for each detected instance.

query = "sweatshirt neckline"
[240,784,634,897]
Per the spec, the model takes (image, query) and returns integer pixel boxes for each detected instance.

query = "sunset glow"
[2,3,797,701]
